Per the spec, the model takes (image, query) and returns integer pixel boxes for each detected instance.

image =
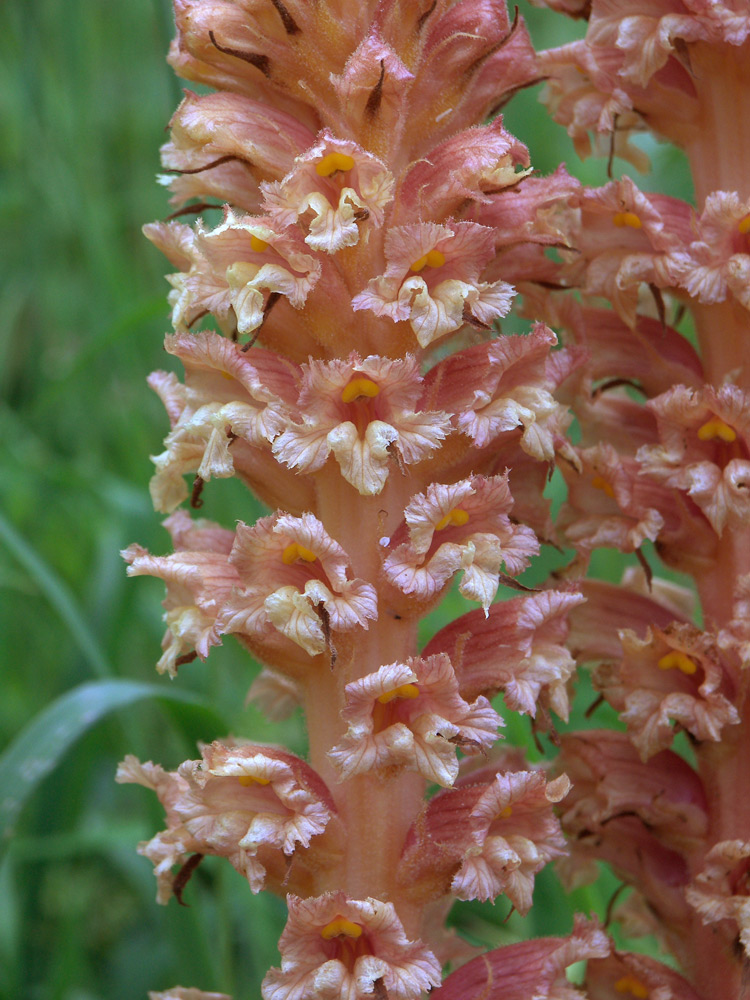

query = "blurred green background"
[1,2,695,998]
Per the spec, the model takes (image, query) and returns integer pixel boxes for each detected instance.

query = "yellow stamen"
[697,418,737,443]
[238,774,271,786]
[614,974,649,998]
[657,651,698,675]
[435,508,470,531]
[341,378,380,404]
[410,248,446,272]
[321,917,363,940]
[591,475,616,499]
[738,213,750,235]
[613,211,643,229]
[281,542,318,565]
[499,805,513,818]
[377,683,420,704]
[250,234,269,252]
[315,152,356,177]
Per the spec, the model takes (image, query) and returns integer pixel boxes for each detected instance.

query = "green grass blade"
[0,678,223,851]
[0,511,112,678]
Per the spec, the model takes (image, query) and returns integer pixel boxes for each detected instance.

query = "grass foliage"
[2,2,695,997]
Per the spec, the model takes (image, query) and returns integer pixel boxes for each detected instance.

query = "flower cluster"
[122,0,750,998]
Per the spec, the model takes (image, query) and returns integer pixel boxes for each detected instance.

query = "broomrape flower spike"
[121,0,750,997]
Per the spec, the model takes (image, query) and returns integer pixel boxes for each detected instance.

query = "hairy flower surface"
[328,654,501,786]
[262,892,441,1000]
[382,474,538,613]
[272,353,451,495]
[220,512,377,659]
[117,743,337,899]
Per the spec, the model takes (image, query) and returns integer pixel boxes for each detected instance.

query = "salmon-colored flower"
[382,474,538,614]
[122,511,237,677]
[272,353,451,495]
[219,512,377,658]
[147,331,299,513]
[116,742,338,900]
[261,892,441,1000]
[399,757,569,911]
[638,383,750,535]
[686,840,750,957]
[595,623,739,760]
[149,989,231,1000]
[261,130,394,252]
[430,916,609,1000]
[424,589,583,722]
[352,221,515,347]
[328,653,501,786]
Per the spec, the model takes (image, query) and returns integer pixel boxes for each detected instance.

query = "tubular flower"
[219,512,377,660]
[424,589,584,722]
[149,990,232,1000]
[351,221,515,348]
[430,916,610,1000]
[399,759,570,911]
[261,130,394,253]
[328,653,502,786]
[116,743,338,900]
[121,512,237,677]
[686,840,750,958]
[261,892,441,1000]
[594,623,739,761]
[422,323,575,462]
[146,331,299,512]
[272,353,451,495]
[637,383,750,536]
[381,474,539,614]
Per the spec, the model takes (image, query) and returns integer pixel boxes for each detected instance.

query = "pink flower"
[146,331,300,513]
[116,742,338,900]
[160,89,317,212]
[638,383,750,535]
[686,840,750,957]
[595,623,739,760]
[328,653,501,786]
[585,951,703,1000]
[557,730,709,854]
[219,512,377,659]
[399,759,569,911]
[424,589,584,722]
[122,511,237,676]
[431,916,609,1000]
[421,323,573,462]
[261,130,394,252]
[261,892,441,1000]
[381,474,538,614]
[351,221,515,347]
[272,353,451,495]
[561,177,693,328]
[394,116,530,223]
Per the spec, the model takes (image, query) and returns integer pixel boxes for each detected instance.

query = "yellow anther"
[499,805,513,818]
[320,917,363,940]
[281,542,318,565]
[410,249,446,272]
[657,651,698,675]
[238,774,271,786]
[613,211,643,229]
[341,378,381,404]
[697,418,737,443]
[435,508,470,531]
[315,152,356,177]
[614,974,649,998]
[591,475,616,499]
[250,234,269,252]
[738,213,750,235]
[377,683,420,704]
